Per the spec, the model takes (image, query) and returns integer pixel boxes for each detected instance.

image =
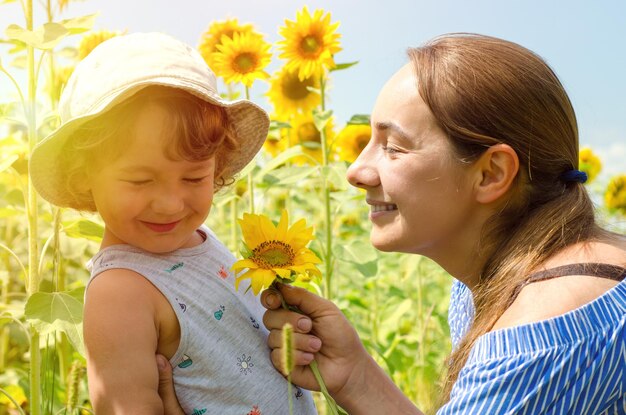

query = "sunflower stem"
[318,75,333,300]
[24,0,42,412]
[230,198,238,252]
[245,86,256,213]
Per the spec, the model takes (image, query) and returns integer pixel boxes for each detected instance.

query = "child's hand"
[156,355,185,415]
[261,284,372,406]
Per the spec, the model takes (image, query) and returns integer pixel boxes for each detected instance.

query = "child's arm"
[84,269,171,414]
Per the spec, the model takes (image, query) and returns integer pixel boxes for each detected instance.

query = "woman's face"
[347,64,478,261]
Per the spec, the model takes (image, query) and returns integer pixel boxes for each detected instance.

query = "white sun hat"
[29,31,269,208]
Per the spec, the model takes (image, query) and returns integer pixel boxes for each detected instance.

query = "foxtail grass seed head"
[282,322,295,375]
[65,360,85,410]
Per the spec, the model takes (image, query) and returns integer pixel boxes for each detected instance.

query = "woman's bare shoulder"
[492,238,626,331]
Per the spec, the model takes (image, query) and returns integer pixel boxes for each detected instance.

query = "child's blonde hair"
[60,85,239,211]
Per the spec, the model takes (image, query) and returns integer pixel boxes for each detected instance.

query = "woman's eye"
[382,145,400,154]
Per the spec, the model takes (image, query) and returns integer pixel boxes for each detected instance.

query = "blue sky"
[1,0,625,178]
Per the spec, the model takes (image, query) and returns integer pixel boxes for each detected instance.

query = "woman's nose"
[346,148,379,189]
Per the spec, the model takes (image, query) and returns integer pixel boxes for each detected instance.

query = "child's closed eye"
[184,175,211,184]
[124,179,152,186]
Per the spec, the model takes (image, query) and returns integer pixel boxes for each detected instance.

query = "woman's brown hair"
[61,85,239,211]
[408,33,602,404]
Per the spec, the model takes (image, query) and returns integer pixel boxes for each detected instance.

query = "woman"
[159,33,626,414]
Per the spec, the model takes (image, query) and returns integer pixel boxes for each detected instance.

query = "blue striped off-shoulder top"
[441,263,626,414]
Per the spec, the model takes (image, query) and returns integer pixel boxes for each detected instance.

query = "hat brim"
[30,79,269,209]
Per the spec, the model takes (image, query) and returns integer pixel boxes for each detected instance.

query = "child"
[30,32,317,414]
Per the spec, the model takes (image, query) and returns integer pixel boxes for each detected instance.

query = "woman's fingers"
[263,307,313,333]
[156,354,185,415]
[260,286,282,310]
[261,283,337,317]
[268,329,321,353]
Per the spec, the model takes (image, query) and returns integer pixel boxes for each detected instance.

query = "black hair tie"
[560,169,588,184]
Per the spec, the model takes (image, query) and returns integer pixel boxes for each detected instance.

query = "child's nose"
[151,189,185,215]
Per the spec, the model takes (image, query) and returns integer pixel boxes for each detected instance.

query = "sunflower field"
[1,1,625,414]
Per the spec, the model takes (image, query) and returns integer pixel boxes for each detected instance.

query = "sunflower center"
[282,72,315,100]
[355,134,370,153]
[234,52,257,73]
[301,35,321,56]
[251,240,295,268]
[298,122,321,145]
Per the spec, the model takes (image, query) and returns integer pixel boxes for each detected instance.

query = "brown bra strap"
[508,263,626,306]
[526,263,626,283]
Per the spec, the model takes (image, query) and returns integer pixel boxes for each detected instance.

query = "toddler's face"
[88,103,215,253]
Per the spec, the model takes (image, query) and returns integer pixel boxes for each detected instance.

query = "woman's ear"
[473,144,519,204]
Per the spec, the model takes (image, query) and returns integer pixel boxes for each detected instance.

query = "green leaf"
[330,61,359,72]
[333,240,379,277]
[9,55,25,69]
[321,164,348,191]
[25,291,85,356]
[58,13,99,35]
[256,145,307,177]
[262,165,318,186]
[268,120,292,132]
[57,46,78,59]
[334,239,378,263]
[68,286,86,304]
[62,218,104,242]
[312,108,333,132]
[355,261,378,278]
[0,154,18,173]
[5,23,69,50]
[347,114,371,126]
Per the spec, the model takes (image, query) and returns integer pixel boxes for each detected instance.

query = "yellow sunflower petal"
[273,268,292,279]
[294,249,322,264]
[284,218,314,250]
[579,147,602,184]
[78,30,121,60]
[337,124,372,163]
[211,31,271,87]
[231,258,258,274]
[239,213,266,249]
[259,214,278,242]
[250,268,278,295]
[267,67,321,118]
[278,6,342,81]
[275,210,290,242]
[198,18,255,69]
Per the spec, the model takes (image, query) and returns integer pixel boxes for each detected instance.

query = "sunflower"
[278,7,342,81]
[288,112,335,165]
[78,30,121,60]
[211,31,271,87]
[198,18,257,69]
[604,175,626,215]
[267,67,321,117]
[578,147,602,183]
[58,0,69,12]
[232,210,322,295]
[45,64,74,104]
[263,132,287,157]
[336,124,371,163]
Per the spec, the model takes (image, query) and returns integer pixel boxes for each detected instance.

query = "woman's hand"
[156,354,185,415]
[261,284,371,405]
